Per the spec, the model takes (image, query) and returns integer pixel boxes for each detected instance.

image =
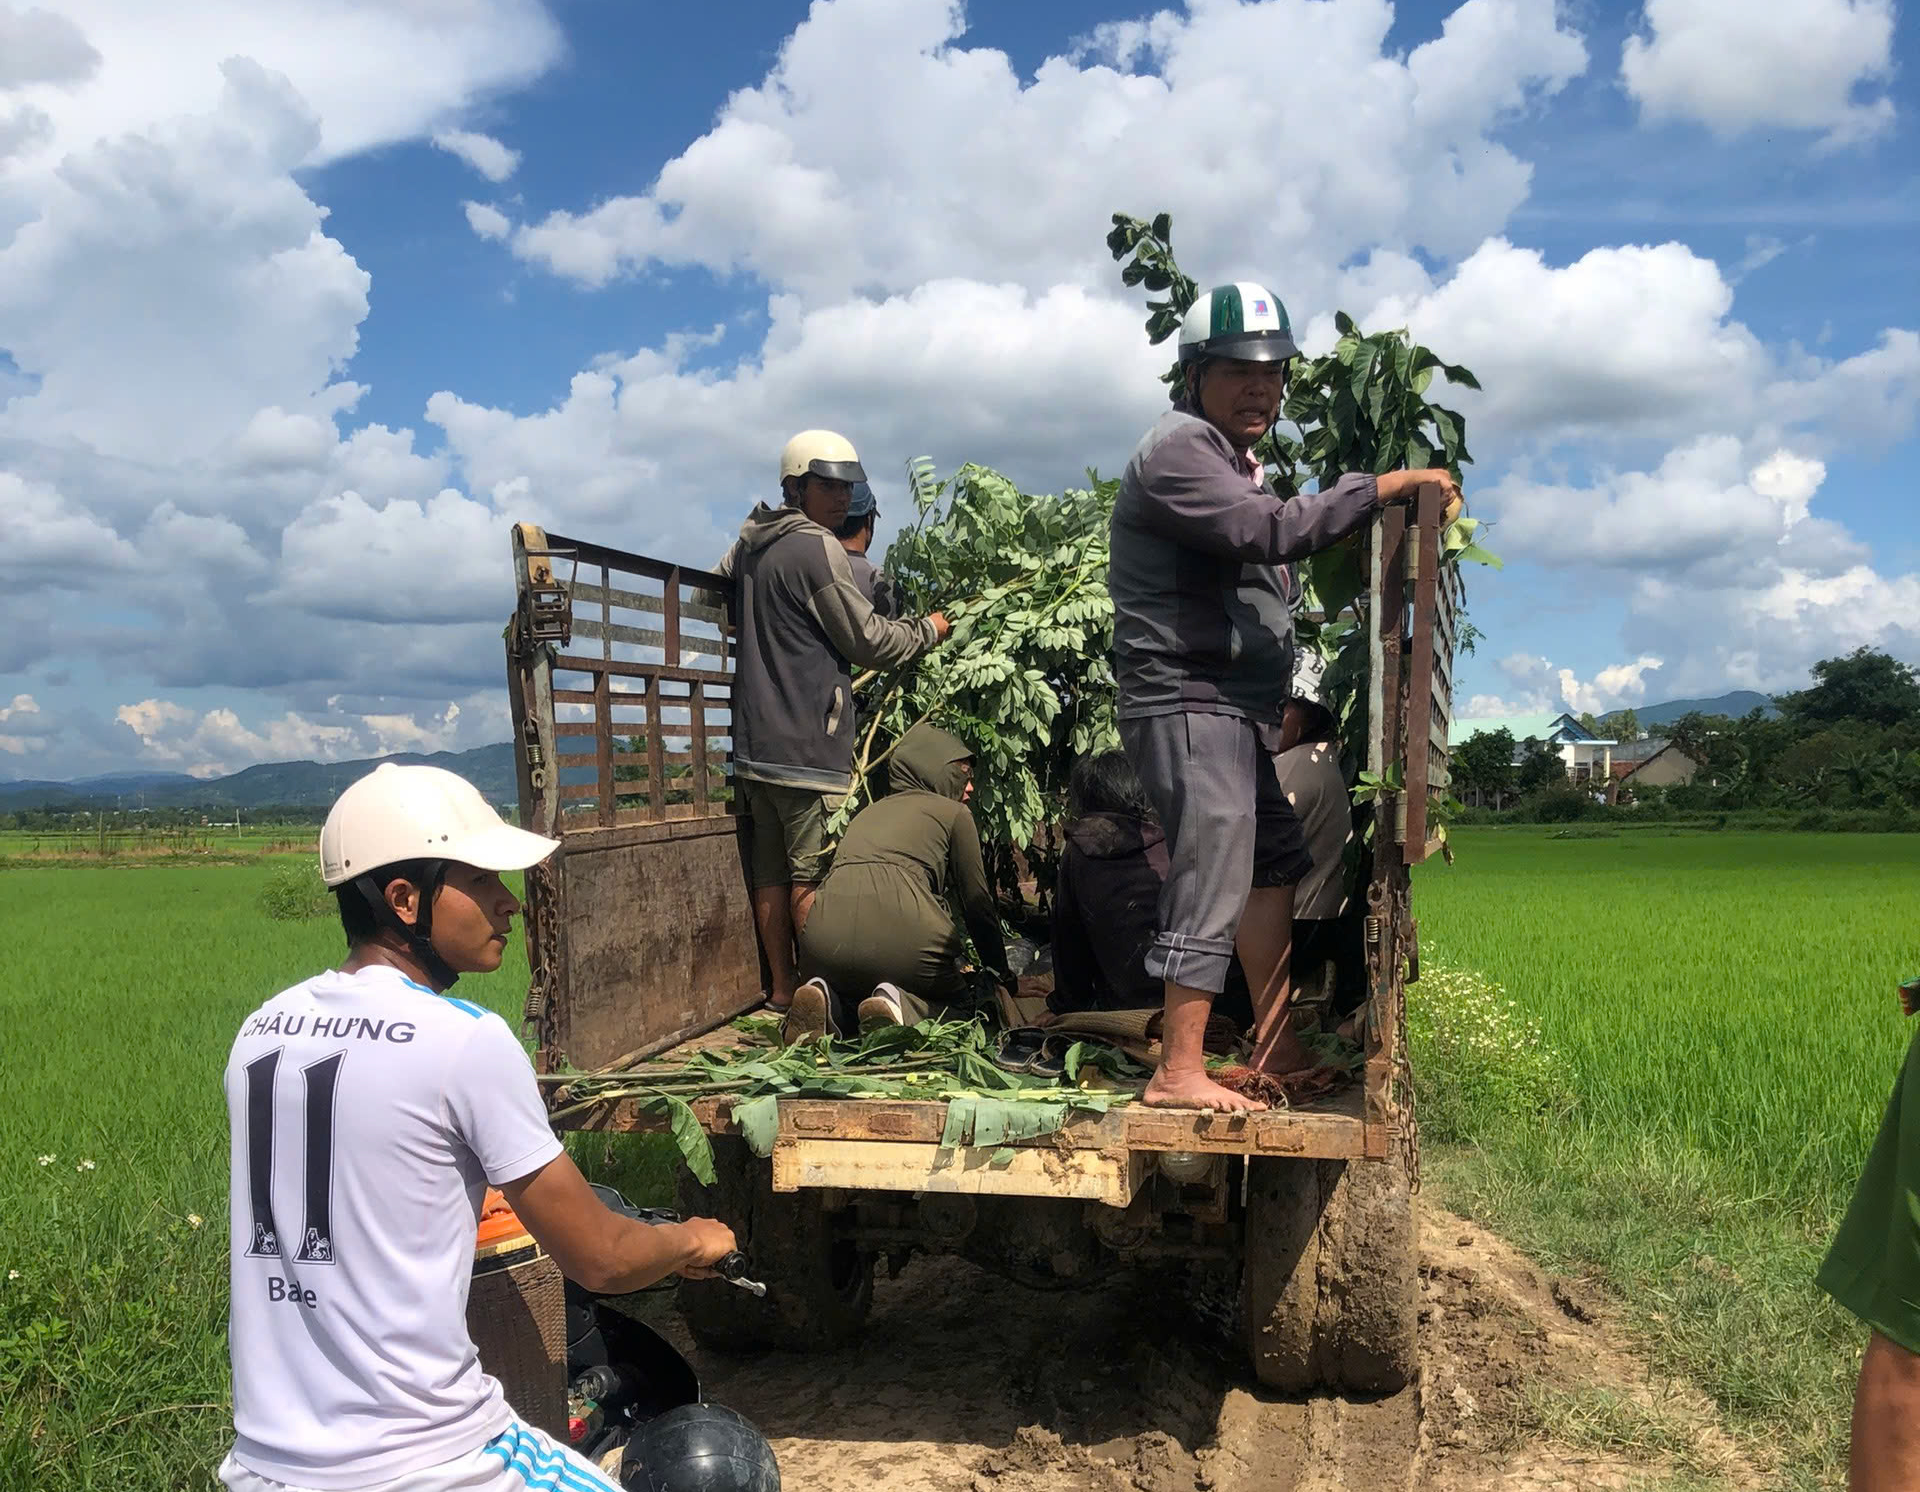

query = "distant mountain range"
[1632,691,1776,727]
[0,744,517,813]
[0,688,1786,813]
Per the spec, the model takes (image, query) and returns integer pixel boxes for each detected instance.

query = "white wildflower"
[187,1214,203,1230]
[76,1158,96,1173]
[37,1155,55,1167]
[6,1270,18,1281]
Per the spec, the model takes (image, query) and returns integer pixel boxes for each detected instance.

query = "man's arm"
[806,535,946,671]
[1139,423,1459,564]
[445,1016,735,1293]
[502,1152,736,1294]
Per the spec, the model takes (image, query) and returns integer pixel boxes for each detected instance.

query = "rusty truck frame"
[502,486,1460,1393]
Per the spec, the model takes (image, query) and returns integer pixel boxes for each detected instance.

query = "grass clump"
[257,858,332,921]
[1518,1382,1702,1463]
[1407,959,1574,1142]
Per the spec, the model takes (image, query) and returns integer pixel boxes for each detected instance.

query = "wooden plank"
[606,751,715,771]
[552,654,734,688]
[559,1086,1370,1160]
[570,580,727,630]
[690,682,709,814]
[550,814,740,851]
[593,671,614,828]
[645,677,667,822]
[662,567,682,671]
[572,616,727,661]
[541,531,732,594]
[771,1139,1143,1204]
[1401,485,1444,864]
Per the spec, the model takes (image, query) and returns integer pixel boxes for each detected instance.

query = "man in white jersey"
[221,763,737,1492]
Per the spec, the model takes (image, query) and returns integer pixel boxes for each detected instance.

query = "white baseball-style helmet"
[779,430,867,487]
[320,763,557,888]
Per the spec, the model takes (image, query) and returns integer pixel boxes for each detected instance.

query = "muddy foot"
[1143,1066,1268,1112]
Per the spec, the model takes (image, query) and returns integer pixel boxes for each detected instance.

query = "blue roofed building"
[1447,712,1618,785]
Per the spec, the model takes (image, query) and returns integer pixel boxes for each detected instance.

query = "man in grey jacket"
[713,431,950,1030]
[1109,282,1460,1112]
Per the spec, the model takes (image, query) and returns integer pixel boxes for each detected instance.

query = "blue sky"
[1,0,1916,777]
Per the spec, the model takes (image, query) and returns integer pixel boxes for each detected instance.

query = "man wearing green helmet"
[1109,282,1461,1113]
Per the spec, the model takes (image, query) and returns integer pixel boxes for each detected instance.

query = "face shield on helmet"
[778,430,867,491]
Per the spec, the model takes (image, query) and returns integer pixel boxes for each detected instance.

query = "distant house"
[1608,740,1698,803]
[1448,712,1618,786]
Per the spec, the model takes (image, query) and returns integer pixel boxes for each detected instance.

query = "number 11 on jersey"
[242,1048,345,1266]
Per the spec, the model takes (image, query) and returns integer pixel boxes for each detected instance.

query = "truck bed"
[557,1021,1379,1164]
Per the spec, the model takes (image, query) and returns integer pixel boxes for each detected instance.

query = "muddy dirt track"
[638,1199,1763,1492]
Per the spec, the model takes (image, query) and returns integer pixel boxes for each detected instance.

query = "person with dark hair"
[835,481,896,618]
[1267,696,1366,1027]
[1048,750,1167,1014]
[1049,750,1254,1023]
[219,764,737,1492]
[1108,281,1462,1111]
[795,723,1015,1031]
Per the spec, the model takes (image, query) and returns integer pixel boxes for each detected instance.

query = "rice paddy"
[1413,826,1920,1488]
[1,828,1910,1487]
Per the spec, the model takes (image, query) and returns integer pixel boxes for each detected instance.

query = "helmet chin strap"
[354,861,459,991]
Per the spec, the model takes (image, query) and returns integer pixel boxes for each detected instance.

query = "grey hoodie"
[1108,402,1380,724]
[713,503,938,792]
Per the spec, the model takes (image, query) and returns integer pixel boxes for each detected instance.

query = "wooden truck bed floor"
[558,1023,1379,1165]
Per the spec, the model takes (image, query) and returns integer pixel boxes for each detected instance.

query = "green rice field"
[1,830,1911,1487]
[1414,827,1920,1488]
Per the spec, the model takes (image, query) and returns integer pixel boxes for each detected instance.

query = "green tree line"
[1452,647,1920,814]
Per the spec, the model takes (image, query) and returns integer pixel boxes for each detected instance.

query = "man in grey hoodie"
[712,431,950,1028]
[1109,283,1461,1112]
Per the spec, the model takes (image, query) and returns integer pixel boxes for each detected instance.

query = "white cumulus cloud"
[1621,0,1896,147]
[483,0,1587,306]
[1469,652,1666,718]
[432,128,518,182]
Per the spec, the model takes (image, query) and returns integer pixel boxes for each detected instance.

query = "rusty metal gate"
[504,523,761,1075]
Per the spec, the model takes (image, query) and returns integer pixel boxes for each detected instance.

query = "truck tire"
[676,1137,874,1352]
[1241,1147,1417,1395]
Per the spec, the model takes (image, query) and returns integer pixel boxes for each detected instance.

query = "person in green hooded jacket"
[796,723,1014,1030]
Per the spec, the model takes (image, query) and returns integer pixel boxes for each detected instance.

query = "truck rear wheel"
[676,1137,874,1352]
[1241,1148,1417,1395]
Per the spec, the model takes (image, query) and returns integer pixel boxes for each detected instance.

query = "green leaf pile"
[547,1017,1129,1181]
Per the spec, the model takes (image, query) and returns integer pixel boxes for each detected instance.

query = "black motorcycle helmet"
[620,1404,780,1492]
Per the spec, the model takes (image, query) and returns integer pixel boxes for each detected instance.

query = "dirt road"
[646,1199,1761,1492]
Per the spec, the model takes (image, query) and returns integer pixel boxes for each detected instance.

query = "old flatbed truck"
[502,486,1460,1395]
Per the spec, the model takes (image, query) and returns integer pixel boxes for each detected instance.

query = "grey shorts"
[1119,711,1314,995]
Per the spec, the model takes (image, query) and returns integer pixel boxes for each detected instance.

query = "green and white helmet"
[1178,282,1299,365]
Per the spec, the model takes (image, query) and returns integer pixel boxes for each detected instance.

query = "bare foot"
[1143,1066,1268,1113]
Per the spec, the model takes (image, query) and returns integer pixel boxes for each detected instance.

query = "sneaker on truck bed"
[782,979,833,1043]
[858,983,907,1031]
